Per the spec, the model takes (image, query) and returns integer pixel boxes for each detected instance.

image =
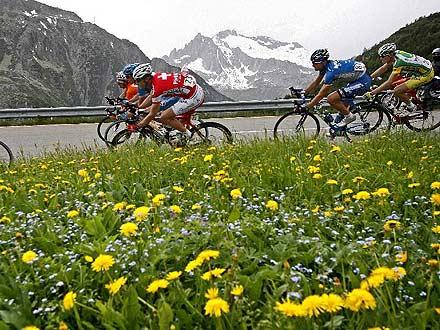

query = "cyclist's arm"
[371,72,397,95]
[138,90,153,108]
[119,90,126,99]
[129,94,139,103]
[306,84,331,109]
[138,102,160,127]
[304,74,324,95]
[370,62,392,79]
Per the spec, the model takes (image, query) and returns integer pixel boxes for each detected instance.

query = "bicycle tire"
[0,140,13,165]
[273,111,320,139]
[110,128,155,147]
[97,115,116,142]
[103,120,126,145]
[189,122,233,146]
[348,102,389,135]
[404,101,440,131]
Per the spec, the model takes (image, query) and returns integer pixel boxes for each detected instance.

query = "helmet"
[378,43,396,57]
[116,71,128,83]
[122,63,140,76]
[310,49,330,63]
[132,63,153,80]
[432,48,440,59]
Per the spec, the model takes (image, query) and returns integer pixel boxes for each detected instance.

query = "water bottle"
[323,111,334,124]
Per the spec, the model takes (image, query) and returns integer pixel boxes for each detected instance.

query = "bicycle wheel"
[110,128,155,148]
[348,102,389,135]
[273,111,320,139]
[405,101,440,131]
[0,141,13,165]
[97,115,116,142]
[104,120,126,145]
[189,122,233,146]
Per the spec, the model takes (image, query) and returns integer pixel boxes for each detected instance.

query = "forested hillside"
[359,12,440,71]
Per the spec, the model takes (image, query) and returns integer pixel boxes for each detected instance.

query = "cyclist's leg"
[396,70,434,106]
[327,91,349,115]
[160,86,204,134]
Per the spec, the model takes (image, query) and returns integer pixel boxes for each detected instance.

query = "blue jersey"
[320,60,367,85]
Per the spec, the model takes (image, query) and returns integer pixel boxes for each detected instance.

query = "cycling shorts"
[338,74,372,99]
[165,85,204,115]
[403,68,434,90]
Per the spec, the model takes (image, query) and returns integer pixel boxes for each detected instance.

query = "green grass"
[0,132,439,329]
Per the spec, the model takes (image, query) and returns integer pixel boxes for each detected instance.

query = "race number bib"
[184,75,196,88]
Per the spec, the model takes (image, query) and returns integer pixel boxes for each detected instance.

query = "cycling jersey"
[392,50,433,77]
[151,72,197,104]
[320,60,367,85]
[125,83,138,100]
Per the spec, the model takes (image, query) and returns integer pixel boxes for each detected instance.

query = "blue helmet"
[122,63,140,76]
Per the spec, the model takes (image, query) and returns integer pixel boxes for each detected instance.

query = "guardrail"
[0,98,364,120]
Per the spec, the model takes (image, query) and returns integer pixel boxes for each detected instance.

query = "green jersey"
[392,50,433,77]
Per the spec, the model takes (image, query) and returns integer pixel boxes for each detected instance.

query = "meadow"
[0,132,439,330]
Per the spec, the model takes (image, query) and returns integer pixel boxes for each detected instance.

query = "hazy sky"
[37,0,439,59]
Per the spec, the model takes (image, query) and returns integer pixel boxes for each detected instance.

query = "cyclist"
[116,72,138,101]
[365,43,434,115]
[132,63,204,142]
[303,49,372,128]
[432,48,440,76]
[122,63,140,102]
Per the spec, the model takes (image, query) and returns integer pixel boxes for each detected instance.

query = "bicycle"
[110,109,233,148]
[96,97,138,145]
[0,140,13,165]
[377,76,440,131]
[273,88,385,142]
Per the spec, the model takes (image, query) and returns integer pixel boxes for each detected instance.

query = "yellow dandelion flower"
[352,176,365,183]
[290,156,296,162]
[313,173,322,179]
[326,179,338,185]
[211,268,226,278]
[301,295,326,317]
[408,183,420,188]
[395,251,408,263]
[360,274,385,290]
[197,250,220,262]
[63,291,76,311]
[91,254,115,272]
[105,276,127,295]
[205,287,219,299]
[166,271,182,281]
[274,298,306,317]
[23,326,40,330]
[320,293,344,313]
[204,297,229,317]
[201,271,213,281]
[112,202,126,211]
[133,206,150,221]
[311,205,320,213]
[344,289,376,312]
[266,200,279,211]
[427,259,439,267]
[389,267,406,280]
[386,160,393,166]
[333,205,345,212]
[231,285,244,296]
[431,182,440,190]
[204,154,213,162]
[185,258,203,272]
[384,220,401,232]
[172,186,184,193]
[406,171,414,179]
[58,321,68,330]
[22,251,38,264]
[152,193,166,206]
[353,191,370,200]
[146,279,169,293]
[313,154,322,162]
[67,210,79,218]
[330,145,341,153]
[431,193,440,206]
[120,222,138,237]
[191,203,202,210]
[307,165,320,174]
[170,205,182,214]
[342,188,353,195]
[84,255,93,263]
[78,169,88,177]
[372,188,390,197]
[230,188,242,199]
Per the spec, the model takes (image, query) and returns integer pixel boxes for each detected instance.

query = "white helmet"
[132,63,152,80]
[116,71,128,83]
[378,43,396,57]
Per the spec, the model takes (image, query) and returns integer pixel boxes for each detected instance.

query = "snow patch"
[23,10,38,18]
[40,21,48,30]
[110,42,114,49]
[174,55,190,64]
[187,58,216,75]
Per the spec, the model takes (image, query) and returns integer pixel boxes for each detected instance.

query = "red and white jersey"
[151,72,197,104]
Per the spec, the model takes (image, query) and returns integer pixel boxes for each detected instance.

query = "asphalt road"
[0,116,281,159]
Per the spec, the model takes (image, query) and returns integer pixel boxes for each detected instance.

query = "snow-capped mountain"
[163,30,315,100]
